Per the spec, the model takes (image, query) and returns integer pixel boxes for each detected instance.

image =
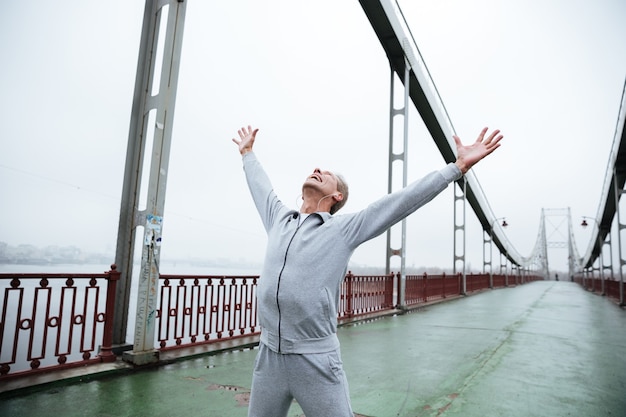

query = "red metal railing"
[405,272,525,307]
[339,272,395,319]
[405,273,460,305]
[492,274,507,288]
[466,273,491,293]
[1,267,543,380]
[0,265,119,380]
[157,271,396,348]
[574,275,624,303]
[604,279,623,301]
[157,275,258,350]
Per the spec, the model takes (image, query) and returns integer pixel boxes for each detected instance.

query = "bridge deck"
[1,281,624,417]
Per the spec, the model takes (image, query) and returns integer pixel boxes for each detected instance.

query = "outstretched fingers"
[239,125,251,138]
[485,130,503,152]
[234,126,246,143]
[474,127,489,144]
[474,127,503,152]
[233,125,255,141]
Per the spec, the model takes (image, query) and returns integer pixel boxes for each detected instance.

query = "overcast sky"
[1,0,625,274]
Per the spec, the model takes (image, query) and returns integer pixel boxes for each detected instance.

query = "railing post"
[346,271,353,318]
[384,273,394,308]
[423,272,428,302]
[99,264,120,362]
[441,272,446,298]
[395,272,401,307]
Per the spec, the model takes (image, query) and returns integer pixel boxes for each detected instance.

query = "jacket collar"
[291,210,332,224]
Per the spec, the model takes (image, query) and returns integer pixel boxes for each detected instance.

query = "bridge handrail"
[0,266,119,380]
[1,267,540,380]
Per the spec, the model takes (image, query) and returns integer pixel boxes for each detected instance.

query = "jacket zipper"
[275,214,307,353]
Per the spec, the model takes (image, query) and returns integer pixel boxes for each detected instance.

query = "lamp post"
[488,217,508,288]
[581,216,605,295]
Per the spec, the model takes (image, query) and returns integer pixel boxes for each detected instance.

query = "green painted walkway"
[1,281,625,417]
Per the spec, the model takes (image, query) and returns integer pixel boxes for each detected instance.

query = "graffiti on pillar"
[134,214,164,351]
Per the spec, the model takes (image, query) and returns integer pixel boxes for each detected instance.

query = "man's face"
[303,168,339,196]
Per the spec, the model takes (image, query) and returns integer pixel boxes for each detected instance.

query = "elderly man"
[232,125,502,417]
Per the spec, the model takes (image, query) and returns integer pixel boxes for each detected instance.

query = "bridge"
[103,0,626,364]
[1,1,625,416]
[2,280,625,416]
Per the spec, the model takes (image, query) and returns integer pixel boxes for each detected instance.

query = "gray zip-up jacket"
[243,152,462,354]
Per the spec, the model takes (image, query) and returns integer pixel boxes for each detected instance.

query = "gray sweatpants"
[248,343,354,417]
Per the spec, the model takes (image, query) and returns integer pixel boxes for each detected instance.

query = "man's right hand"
[232,125,258,155]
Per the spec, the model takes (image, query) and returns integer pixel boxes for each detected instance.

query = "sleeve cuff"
[440,163,462,183]
[242,151,256,162]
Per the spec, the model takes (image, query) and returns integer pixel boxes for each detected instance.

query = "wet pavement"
[1,281,625,417]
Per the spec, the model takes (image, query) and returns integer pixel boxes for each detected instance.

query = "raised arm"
[232,125,259,156]
[453,127,503,174]
[231,125,286,232]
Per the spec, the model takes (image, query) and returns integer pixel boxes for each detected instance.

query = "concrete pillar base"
[111,343,133,356]
[122,349,159,366]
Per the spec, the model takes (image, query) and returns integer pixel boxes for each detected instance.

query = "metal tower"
[113,0,187,364]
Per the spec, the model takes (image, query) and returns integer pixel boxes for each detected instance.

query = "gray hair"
[330,173,349,215]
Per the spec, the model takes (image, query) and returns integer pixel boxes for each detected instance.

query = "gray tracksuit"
[243,151,461,416]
